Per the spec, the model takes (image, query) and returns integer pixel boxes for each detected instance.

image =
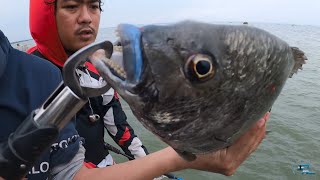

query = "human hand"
[187,112,270,176]
[73,112,269,180]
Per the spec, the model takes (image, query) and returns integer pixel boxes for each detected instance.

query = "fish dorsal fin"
[289,47,307,78]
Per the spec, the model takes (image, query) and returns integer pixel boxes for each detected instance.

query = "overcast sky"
[0,0,319,42]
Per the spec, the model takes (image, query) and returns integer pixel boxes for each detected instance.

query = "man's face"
[56,0,101,55]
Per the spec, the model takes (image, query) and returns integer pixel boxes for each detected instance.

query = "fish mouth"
[90,24,145,95]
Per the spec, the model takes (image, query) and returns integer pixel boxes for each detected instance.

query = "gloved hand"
[0,111,59,180]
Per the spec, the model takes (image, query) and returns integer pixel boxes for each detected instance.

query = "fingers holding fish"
[221,114,269,175]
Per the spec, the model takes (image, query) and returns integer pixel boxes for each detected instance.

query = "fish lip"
[115,24,144,93]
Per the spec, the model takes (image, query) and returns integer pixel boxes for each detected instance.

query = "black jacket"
[0,30,81,179]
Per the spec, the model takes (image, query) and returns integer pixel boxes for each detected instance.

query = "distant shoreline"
[12,39,35,52]
[10,38,34,45]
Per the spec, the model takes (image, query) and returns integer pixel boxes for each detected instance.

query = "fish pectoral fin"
[289,47,308,78]
[174,149,197,161]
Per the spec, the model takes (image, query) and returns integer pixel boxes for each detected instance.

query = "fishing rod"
[104,143,183,180]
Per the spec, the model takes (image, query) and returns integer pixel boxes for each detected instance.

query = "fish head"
[91,21,305,157]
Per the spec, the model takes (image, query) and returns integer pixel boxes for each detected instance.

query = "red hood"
[28,0,67,67]
[27,0,98,74]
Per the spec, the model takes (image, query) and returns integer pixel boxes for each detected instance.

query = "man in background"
[27,0,148,167]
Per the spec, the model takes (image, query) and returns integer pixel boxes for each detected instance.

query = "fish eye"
[185,54,215,81]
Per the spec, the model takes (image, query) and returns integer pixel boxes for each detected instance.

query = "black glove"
[0,110,59,180]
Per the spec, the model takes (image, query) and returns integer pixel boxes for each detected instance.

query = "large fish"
[90,21,307,160]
